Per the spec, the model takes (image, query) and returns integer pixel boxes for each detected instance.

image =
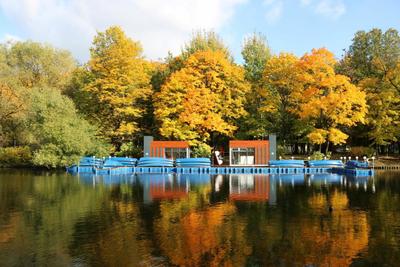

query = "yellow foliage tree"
[85,26,153,144]
[296,48,367,151]
[260,53,305,143]
[307,129,328,146]
[154,50,250,144]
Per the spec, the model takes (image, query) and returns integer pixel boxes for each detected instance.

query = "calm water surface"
[0,170,399,266]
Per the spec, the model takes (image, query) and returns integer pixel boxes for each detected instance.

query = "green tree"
[0,41,76,89]
[181,30,232,61]
[27,87,108,168]
[242,33,271,83]
[339,28,400,146]
[237,33,272,139]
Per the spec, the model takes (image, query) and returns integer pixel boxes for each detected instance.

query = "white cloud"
[2,33,22,43]
[264,0,283,24]
[300,0,312,6]
[300,0,346,19]
[0,0,246,61]
[315,0,346,19]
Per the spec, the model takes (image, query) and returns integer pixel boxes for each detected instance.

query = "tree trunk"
[325,141,330,155]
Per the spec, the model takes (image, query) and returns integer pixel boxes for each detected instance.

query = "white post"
[229,148,232,166]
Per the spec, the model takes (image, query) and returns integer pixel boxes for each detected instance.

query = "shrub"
[277,145,287,157]
[115,142,142,158]
[191,143,211,158]
[27,87,110,168]
[0,146,32,167]
[350,146,375,157]
[309,151,331,160]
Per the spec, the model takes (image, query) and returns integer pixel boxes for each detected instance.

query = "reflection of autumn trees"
[300,191,369,266]
[1,172,400,266]
[69,201,154,266]
[240,188,369,266]
[154,185,252,266]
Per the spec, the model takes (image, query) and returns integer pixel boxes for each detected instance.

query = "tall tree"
[181,30,232,61]
[154,50,249,145]
[339,28,400,146]
[85,26,153,146]
[339,28,400,83]
[297,48,367,151]
[237,33,272,139]
[1,41,76,89]
[242,33,271,83]
[260,53,305,144]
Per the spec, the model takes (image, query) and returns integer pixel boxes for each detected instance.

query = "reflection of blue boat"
[179,174,211,185]
[137,173,174,184]
[307,160,343,167]
[269,160,305,167]
[76,173,135,185]
[308,173,343,184]
[271,174,305,184]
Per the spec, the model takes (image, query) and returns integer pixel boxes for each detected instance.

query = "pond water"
[0,170,399,266]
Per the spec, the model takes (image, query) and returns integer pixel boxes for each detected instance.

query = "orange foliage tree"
[154,50,250,146]
[295,48,367,151]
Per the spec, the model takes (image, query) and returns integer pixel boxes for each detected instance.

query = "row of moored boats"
[72,157,369,169]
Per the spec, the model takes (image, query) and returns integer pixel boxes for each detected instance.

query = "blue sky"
[0,0,399,63]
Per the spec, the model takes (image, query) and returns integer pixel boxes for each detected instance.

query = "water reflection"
[0,170,399,266]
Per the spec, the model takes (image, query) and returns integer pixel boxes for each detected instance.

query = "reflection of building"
[229,140,269,166]
[229,175,270,201]
[150,141,190,160]
[139,174,189,203]
[138,174,212,203]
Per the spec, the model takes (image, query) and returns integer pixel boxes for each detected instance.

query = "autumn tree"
[154,50,249,146]
[259,53,305,144]
[85,26,153,146]
[339,28,400,147]
[296,48,367,152]
[0,83,26,146]
[237,33,272,139]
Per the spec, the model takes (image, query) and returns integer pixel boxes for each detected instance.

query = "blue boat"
[269,160,305,167]
[176,158,211,167]
[137,157,174,167]
[104,157,137,167]
[346,160,368,169]
[307,160,343,167]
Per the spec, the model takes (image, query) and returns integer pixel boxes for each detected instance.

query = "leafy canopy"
[154,50,250,144]
[296,48,367,146]
[85,26,153,143]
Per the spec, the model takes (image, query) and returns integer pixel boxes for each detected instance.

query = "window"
[231,148,255,165]
[164,148,188,160]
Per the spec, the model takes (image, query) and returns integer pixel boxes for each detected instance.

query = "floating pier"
[67,165,374,176]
